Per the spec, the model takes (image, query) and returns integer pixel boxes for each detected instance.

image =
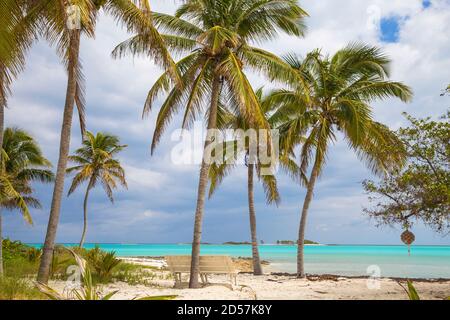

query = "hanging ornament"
[401,230,415,256]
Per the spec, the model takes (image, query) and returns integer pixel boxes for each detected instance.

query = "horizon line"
[24,242,450,247]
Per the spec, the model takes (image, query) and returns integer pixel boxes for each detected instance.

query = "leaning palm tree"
[113,0,308,288]
[0,128,54,275]
[66,132,127,248]
[208,88,281,275]
[268,43,413,277]
[37,0,179,283]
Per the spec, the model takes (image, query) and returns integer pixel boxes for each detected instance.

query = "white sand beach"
[48,257,450,300]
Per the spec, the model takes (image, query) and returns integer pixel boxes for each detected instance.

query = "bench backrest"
[165,256,236,274]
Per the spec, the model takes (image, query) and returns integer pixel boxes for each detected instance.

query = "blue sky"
[3,0,450,245]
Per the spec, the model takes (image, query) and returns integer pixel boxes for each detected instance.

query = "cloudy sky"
[3,0,450,245]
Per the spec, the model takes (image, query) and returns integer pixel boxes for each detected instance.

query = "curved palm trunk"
[37,30,81,284]
[79,181,93,248]
[0,210,3,276]
[0,76,5,146]
[248,164,263,275]
[297,160,320,278]
[189,75,220,289]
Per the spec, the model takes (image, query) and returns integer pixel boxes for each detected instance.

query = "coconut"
[401,230,415,256]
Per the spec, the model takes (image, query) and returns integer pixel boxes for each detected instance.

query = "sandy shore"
[49,257,450,300]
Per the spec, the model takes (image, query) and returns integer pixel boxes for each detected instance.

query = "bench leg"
[174,273,182,288]
[200,274,209,285]
[229,274,237,286]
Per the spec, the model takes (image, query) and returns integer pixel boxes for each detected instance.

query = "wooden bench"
[165,256,238,287]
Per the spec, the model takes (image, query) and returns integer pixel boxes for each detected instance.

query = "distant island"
[277,240,319,245]
[223,241,251,245]
[222,240,319,245]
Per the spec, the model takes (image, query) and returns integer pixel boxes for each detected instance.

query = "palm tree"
[114,0,308,288]
[208,88,281,275]
[268,43,413,277]
[37,0,178,284]
[0,1,36,164]
[0,128,54,275]
[66,132,127,248]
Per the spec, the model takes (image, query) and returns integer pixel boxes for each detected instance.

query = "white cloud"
[122,164,167,190]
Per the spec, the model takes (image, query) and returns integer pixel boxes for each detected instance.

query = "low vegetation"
[36,249,176,300]
[0,240,173,300]
[398,280,450,301]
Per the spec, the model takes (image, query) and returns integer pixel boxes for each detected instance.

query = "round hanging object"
[401,230,415,245]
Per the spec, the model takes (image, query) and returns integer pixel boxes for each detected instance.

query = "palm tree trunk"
[297,160,320,278]
[79,181,93,248]
[0,83,4,146]
[0,210,4,276]
[0,75,6,277]
[0,83,4,163]
[189,75,221,289]
[248,164,263,275]
[37,30,81,284]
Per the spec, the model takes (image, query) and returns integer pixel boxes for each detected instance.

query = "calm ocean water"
[28,243,450,279]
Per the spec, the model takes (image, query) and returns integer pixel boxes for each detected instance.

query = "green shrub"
[2,239,32,261]
[0,276,44,300]
[36,249,176,301]
[84,246,122,283]
[4,257,38,278]
[26,247,42,263]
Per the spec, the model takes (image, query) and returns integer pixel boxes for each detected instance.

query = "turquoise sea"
[29,243,450,279]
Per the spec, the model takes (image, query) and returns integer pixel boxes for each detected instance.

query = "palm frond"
[107,0,181,85]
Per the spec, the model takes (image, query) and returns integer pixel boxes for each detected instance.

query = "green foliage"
[0,275,45,300]
[36,249,119,300]
[406,281,420,300]
[3,257,37,278]
[44,246,123,283]
[2,238,30,261]
[36,248,177,300]
[1,239,41,277]
[0,128,54,224]
[0,1,35,112]
[26,247,42,263]
[363,111,450,233]
[113,0,308,155]
[399,280,450,300]
[50,251,72,279]
[0,128,53,279]
[398,280,421,300]
[66,131,127,201]
[207,88,281,205]
[270,43,412,183]
[84,245,122,283]
[66,132,127,248]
